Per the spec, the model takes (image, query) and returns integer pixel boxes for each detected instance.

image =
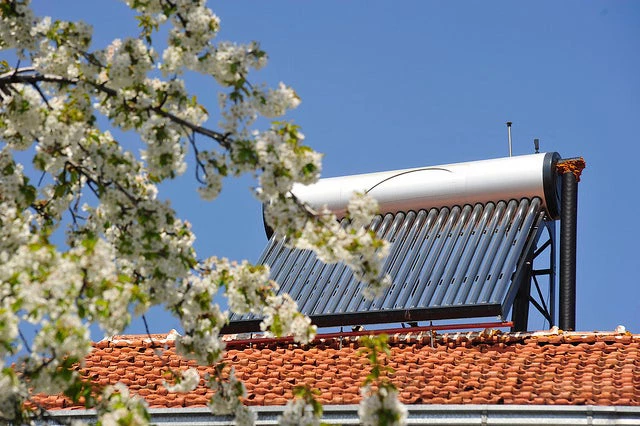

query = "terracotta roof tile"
[33,329,640,411]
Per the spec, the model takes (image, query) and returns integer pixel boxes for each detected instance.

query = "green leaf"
[81,236,98,251]
[53,183,69,198]
[270,314,283,336]
[2,162,14,176]
[20,184,36,206]
[302,163,317,176]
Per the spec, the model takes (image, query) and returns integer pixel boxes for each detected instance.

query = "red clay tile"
[31,330,640,411]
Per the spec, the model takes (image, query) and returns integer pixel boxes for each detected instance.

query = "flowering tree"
[0,0,405,424]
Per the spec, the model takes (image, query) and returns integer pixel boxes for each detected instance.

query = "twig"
[29,81,51,109]
[18,328,32,353]
[187,131,207,184]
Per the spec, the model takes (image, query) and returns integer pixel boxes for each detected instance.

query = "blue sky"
[28,1,640,334]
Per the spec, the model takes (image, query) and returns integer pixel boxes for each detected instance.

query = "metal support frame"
[511,220,556,331]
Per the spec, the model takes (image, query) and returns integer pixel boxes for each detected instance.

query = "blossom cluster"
[171,271,227,365]
[0,0,37,53]
[357,335,408,425]
[210,257,273,315]
[0,0,392,424]
[163,367,201,393]
[265,192,392,299]
[207,367,256,426]
[358,385,408,426]
[261,294,316,344]
[278,385,323,426]
[279,398,321,426]
[97,383,151,426]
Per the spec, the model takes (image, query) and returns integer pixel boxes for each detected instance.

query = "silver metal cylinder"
[291,152,561,220]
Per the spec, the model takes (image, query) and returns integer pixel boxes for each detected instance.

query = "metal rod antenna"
[506,121,513,157]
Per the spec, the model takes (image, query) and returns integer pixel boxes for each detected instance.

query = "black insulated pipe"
[559,171,578,331]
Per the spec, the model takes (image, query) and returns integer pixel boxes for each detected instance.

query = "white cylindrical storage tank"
[289,152,561,221]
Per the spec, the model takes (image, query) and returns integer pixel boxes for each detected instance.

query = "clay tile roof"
[35,329,640,410]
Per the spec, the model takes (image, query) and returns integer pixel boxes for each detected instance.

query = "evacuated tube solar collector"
[230,152,568,334]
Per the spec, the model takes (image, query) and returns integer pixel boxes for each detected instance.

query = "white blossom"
[0,0,38,53]
[347,192,380,229]
[104,38,155,89]
[0,84,45,150]
[0,362,23,422]
[256,83,301,118]
[211,257,273,315]
[261,294,316,344]
[358,385,408,426]
[98,383,150,426]
[164,368,201,393]
[207,368,255,425]
[234,404,258,426]
[279,398,320,426]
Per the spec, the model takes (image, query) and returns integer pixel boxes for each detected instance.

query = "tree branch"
[0,68,232,149]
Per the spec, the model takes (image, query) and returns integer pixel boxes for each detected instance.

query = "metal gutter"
[47,404,640,425]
